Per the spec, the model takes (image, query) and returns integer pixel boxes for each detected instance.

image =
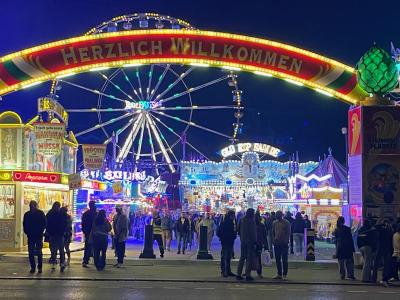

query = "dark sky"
[1,0,398,165]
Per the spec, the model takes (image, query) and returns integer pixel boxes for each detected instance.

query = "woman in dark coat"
[90,209,112,271]
[333,216,355,280]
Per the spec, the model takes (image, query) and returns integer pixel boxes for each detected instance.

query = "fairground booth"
[0,106,77,251]
[292,151,348,241]
[71,164,171,239]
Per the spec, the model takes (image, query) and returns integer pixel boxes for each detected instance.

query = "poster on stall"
[33,123,65,157]
[363,154,400,222]
[82,144,106,170]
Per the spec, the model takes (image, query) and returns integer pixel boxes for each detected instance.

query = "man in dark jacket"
[81,200,97,267]
[285,211,295,254]
[334,216,355,280]
[237,208,257,281]
[23,200,46,273]
[218,210,237,277]
[292,212,306,256]
[46,202,68,271]
[372,219,394,286]
[176,212,189,254]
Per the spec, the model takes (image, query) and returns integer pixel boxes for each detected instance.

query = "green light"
[356,45,398,95]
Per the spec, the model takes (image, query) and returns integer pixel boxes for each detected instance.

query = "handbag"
[261,250,272,266]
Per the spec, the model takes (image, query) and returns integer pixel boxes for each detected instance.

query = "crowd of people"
[22,200,400,286]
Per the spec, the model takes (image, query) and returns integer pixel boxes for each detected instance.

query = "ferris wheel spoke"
[135,118,146,161]
[67,108,128,113]
[99,72,136,102]
[152,111,232,139]
[59,79,126,103]
[152,115,210,161]
[145,114,175,172]
[121,69,141,101]
[155,105,239,111]
[149,115,179,164]
[135,67,145,100]
[158,75,230,105]
[75,112,135,137]
[153,67,193,102]
[185,140,210,161]
[145,118,157,162]
[117,114,145,162]
[103,114,139,144]
[146,65,154,100]
[148,64,170,101]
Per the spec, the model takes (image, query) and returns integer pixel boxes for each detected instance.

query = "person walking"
[61,206,73,266]
[187,214,195,250]
[265,212,276,259]
[23,200,46,274]
[176,212,189,254]
[217,210,237,277]
[272,210,291,280]
[256,211,268,279]
[392,223,400,281]
[112,205,129,267]
[284,211,295,255]
[372,219,394,286]
[91,209,111,271]
[236,208,257,281]
[161,211,173,251]
[46,202,68,272]
[81,200,97,267]
[151,211,165,258]
[333,216,355,280]
[292,212,306,256]
[357,218,377,282]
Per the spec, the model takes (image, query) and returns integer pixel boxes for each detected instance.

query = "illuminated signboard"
[124,100,159,111]
[38,97,69,124]
[81,179,107,191]
[80,169,146,181]
[220,143,284,158]
[12,171,61,184]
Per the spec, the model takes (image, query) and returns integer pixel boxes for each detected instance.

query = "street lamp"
[341,127,350,224]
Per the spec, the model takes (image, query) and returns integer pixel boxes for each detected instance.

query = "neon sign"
[124,100,159,110]
[220,143,284,158]
[80,169,146,181]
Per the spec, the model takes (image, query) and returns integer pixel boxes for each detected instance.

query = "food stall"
[0,110,77,251]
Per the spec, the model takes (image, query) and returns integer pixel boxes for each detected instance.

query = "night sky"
[1,0,398,165]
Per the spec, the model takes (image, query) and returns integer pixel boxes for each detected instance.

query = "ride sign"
[220,143,284,158]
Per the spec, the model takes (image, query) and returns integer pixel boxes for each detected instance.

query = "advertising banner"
[348,106,362,156]
[363,154,400,222]
[68,173,81,190]
[362,106,400,155]
[33,123,65,157]
[82,144,106,170]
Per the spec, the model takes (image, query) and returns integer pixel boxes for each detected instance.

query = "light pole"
[341,127,350,223]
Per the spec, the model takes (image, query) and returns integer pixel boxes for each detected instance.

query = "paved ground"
[0,280,399,300]
[2,236,337,261]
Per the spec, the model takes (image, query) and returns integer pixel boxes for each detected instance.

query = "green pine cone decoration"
[356,46,398,95]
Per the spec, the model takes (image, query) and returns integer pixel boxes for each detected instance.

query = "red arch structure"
[0,30,367,103]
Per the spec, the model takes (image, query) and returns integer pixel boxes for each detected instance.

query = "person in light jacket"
[112,205,129,268]
[272,210,291,280]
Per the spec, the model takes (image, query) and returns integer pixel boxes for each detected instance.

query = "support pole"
[304,228,315,261]
[197,226,213,260]
[139,225,156,259]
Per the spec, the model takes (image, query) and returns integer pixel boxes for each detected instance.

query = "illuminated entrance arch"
[0,30,367,103]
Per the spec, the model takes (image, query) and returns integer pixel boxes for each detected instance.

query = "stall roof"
[306,150,347,188]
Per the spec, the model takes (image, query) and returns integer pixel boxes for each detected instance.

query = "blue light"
[190,180,196,185]
[226,180,232,185]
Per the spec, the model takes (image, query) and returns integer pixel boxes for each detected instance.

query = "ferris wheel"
[49,13,244,173]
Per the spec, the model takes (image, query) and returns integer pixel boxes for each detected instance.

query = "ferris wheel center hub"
[124,100,159,110]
